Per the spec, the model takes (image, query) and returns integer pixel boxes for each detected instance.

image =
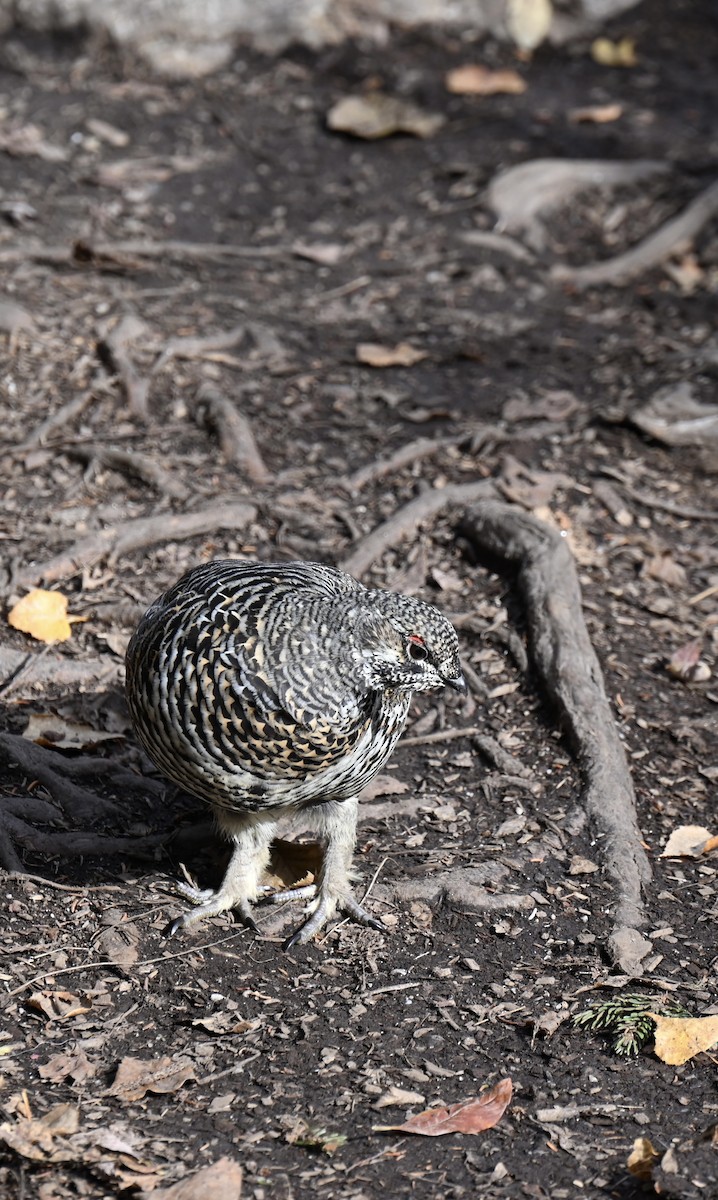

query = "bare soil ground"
[0,2,717,1197]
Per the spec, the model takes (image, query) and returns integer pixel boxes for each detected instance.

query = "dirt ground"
[1,1,717,1197]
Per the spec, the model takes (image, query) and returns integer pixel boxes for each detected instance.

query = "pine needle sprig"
[573,992,690,1056]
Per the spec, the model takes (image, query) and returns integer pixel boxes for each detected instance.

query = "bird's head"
[355,593,465,695]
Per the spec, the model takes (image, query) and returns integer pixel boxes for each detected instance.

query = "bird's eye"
[408,637,428,662]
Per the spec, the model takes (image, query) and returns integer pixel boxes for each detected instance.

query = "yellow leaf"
[507,0,552,53]
[7,589,73,643]
[649,1013,718,1065]
[591,37,637,67]
[627,1136,659,1181]
[445,65,526,96]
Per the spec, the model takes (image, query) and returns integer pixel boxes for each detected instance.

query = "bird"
[125,559,465,949]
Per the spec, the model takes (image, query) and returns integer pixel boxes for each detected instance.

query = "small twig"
[14,499,257,587]
[341,437,454,495]
[462,500,652,975]
[600,467,718,521]
[193,383,270,483]
[65,443,189,500]
[400,726,483,748]
[473,733,531,777]
[0,239,289,266]
[340,479,496,580]
[152,323,245,374]
[13,390,95,453]
[552,179,718,289]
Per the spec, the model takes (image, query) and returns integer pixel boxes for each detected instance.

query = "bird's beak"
[445,671,467,694]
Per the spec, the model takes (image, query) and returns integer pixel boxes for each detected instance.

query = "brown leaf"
[27,991,92,1023]
[263,839,322,891]
[109,1056,196,1102]
[356,341,428,368]
[666,639,704,681]
[8,589,76,643]
[660,825,715,859]
[445,65,526,96]
[642,549,688,588]
[96,920,141,970]
[39,1048,97,1084]
[140,1157,242,1200]
[374,1077,512,1135]
[0,1104,80,1163]
[359,775,410,801]
[327,93,444,140]
[649,1014,718,1065]
[627,1136,660,1182]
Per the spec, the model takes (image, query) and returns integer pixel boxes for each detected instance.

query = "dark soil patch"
[1,1,717,1197]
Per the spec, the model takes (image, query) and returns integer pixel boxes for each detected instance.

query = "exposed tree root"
[341,479,496,580]
[0,734,121,824]
[193,384,270,483]
[65,444,189,500]
[552,179,718,288]
[461,499,653,976]
[14,499,257,588]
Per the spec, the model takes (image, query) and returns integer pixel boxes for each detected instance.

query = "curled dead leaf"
[142,1156,243,1200]
[262,838,322,892]
[356,341,428,368]
[374,1077,512,1136]
[649,1013,718,1065]
[445,65,526,96]
[627,1135,660,1181]
[570,103,623,124]
[327,93,444,140]
[8,589,79,643]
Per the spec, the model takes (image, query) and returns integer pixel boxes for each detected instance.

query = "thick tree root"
[462,500,653,976]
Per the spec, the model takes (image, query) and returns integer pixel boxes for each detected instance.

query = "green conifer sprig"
[573,992,690,1056]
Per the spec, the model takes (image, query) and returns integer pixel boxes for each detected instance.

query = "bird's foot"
[164,885,259,938]
[283,892,385,951]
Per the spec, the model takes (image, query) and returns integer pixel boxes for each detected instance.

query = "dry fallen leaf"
[641,549,688,588]
[570,102,623,124]
[0,1104,80,1163]
[140,1156,243,1200]
[356,341,428,368]
[445,65,526,96]
[27,991,92,1023]
[374,1077,512,1135]
[285,1118,347,1155]
[568,855,599,876]
[649,1013,718,1065]
[8,589,76,643]
[666,639,709,683]
[374,1085,427,1110]
[507,0,552,52]
[591,37,638,67]
[109,1056,196,1102]
[262,838,323,892]
[360,774,410,801]
[627,1136,660,1182]
[660,825,715,859]
[327,93,444,140]
[23,712,120,751]
[39,1048,97,1085]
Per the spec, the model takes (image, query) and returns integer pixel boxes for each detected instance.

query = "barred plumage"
[126,559,464,947]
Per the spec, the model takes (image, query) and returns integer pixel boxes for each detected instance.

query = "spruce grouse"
[126,560,465,948]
